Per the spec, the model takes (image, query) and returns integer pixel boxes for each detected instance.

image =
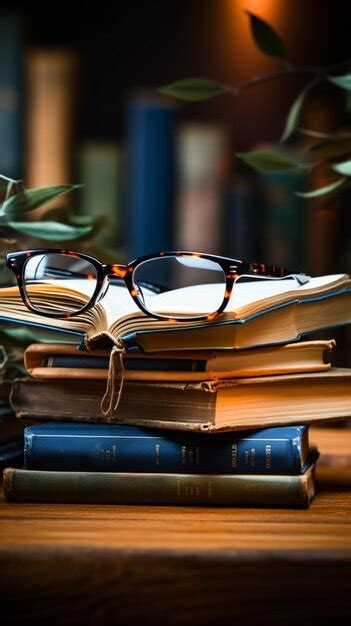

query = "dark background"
[4,0,351,145]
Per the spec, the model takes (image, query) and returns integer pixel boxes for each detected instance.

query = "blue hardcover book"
[0,12,23,178]
[223,180,258,260]
[24,422,310,475]
[43,354,205,372]
[259,169,306,270]
[125,94,176,258]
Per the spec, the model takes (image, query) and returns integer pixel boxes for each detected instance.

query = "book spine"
[44,355,204,372]
[25,50,78,210]
[125,94,175,258]
[24,427,306,474]
[222,180,258,259]
[303,96,342,276]
[0,12,23,178]
[259,169,306,269]
[78,142,124,249]
[3,468,314,507]
[175,123,229,254]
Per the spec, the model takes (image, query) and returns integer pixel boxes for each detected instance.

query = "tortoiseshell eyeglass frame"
[6,249,309,322]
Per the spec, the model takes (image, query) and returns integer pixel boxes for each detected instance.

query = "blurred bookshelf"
[1,1,351,364]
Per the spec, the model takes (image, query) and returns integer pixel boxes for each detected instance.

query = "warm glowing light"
[233,0,278,15]
[222,0,287,77]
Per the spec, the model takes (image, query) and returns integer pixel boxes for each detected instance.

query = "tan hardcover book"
[25,49,78,210]
[10,368,351,432]
[175,123,230,254]
[23,340,335,382]
[0,274,350,351]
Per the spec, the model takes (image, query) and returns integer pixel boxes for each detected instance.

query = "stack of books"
[2,270,351,507]
[0,345,35,471]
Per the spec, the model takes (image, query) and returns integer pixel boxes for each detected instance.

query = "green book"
[3,458,317,508]
[78,142,124,248]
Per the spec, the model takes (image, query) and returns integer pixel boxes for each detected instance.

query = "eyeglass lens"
[23,253,98,315]
[132,255,227,318]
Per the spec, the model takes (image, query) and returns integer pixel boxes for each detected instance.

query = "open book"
[0,274,350,351]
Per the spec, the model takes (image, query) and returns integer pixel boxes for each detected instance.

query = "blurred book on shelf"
[125,93,175,258]
[78,142,125,249]
[259,168,306,270]
[223,178,258,260]
[175,123,230,254]
[301,95,342,276]
[25,49,78,211]
[0,11,23,179]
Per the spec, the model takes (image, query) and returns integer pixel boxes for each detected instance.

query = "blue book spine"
[0,12,23,178]
[44,355,206,372]
[125,95,175,258]
[223,181,258,260]
[259,170,306,269]
[24,423,309,475]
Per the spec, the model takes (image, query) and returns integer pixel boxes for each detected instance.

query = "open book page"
[135,274,349,318]
[0,279,101,334]
[105,273,350,340]
[99,282,144,327]
[0,273,350,343]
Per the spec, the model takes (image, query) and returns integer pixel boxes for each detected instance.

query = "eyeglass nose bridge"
[108,264,128,279]
[97,264,145,308]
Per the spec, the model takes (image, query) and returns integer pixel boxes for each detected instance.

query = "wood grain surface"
[1,429,351,625]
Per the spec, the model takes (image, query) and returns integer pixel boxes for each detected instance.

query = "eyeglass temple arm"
[235,261,310,284]
[235,273,311,286]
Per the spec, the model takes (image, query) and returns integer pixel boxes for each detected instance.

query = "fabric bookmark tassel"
[101,343,126,421]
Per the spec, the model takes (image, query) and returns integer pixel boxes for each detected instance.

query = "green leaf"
[328,73,351,91]
[332,159,351,176]
[159,78,229,101]
[0,345,7,369]
[0,176,24,203]
[43,207,106,228]
[247,12,286,60]
[0,326,78,347]
[296,177,347,198]
[281,82,315,142]
[297,128,333,139]
[69,214,107,228]
[2,184,82,215]
[236,150,301,172]
[7,221,93,241]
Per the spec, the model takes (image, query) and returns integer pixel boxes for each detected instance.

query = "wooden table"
[1,429,351,625]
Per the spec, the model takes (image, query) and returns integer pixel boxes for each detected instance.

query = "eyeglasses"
[6,249,310,322]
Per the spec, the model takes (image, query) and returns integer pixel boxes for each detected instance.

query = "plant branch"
[227,58,351,96]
